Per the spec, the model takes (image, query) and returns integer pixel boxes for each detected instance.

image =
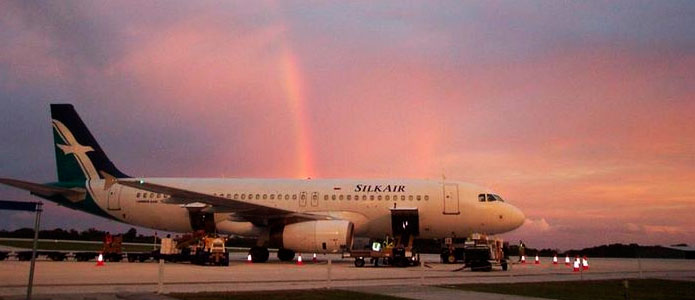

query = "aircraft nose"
[508,204,525,230]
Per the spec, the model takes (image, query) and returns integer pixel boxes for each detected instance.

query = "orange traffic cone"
[521,255,526,264]
[582,256,589,270]
[573,256,580,272]
[552,255,558,265]
[297,253,303,265]
[565,255,570,266]
[535,255,540,264]
[96,253,105,266]
[312,253,317,263]
[247,254,252,263]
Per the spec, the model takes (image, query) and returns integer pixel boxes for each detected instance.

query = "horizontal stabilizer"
[0,178,86,203]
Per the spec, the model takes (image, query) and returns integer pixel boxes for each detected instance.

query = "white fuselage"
[87,178,525,239]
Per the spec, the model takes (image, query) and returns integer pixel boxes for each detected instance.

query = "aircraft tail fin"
[50,104,129,182]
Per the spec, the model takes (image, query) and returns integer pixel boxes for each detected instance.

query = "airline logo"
[354,184,406,193]
[52,119,98,180]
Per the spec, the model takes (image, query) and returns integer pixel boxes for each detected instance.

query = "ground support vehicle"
[459,234,509,272]
[347,208,420,268]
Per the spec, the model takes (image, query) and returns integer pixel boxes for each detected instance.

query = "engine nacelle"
[272,220,354,253]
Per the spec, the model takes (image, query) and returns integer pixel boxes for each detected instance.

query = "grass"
[170,290,405,300]
[0,240,156,252]
[444,279,695,300]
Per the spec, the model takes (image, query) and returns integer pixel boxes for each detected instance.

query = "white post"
[419,256,425,286]
[157,259,164,294]
[326,258,332,289]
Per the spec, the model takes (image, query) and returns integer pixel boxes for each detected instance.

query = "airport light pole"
[0,200,42,300]
[26,202,42,300]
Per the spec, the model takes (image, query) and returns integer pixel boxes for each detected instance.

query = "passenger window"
[370,195,374,201]
[234,193,239,199]
[332,195,336,200]
[324,195,329,200]
[157,194,161,198]
[248,194,253,200]
[270,194,275,200]
[339,195,344,200]
[293,194,297,200]
[263,194,267,200]
[408,195,413,201]
[377,195,382,201]
[150,193,155,198]
[241,194,246,200]
[347,195,351,201]
[424,195,429,201]
[385,195,390,201]
[256,194,260,200]
[416,195,421,201]
[226,193,231,198]
[401,195,406,201]
[285,194,290,200]
[478,194,486,202]
[362,195,367,201]
[136,192,140,198]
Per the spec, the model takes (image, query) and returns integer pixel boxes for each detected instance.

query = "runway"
[1,254,694,296]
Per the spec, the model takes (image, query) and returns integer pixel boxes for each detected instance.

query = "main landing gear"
[249,246,269,263]
[277,248,295,262]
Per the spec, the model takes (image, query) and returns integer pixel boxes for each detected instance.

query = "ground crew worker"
[518,240,525,262]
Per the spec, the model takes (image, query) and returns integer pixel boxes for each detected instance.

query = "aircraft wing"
[0,178,86,202]
[117,179,333,226]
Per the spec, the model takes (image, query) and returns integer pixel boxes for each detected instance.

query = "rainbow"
[280,46,313,178]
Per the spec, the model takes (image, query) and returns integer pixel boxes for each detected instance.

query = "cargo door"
[107,185,122,210]
[390,208,419,237]
[443,183,460,214]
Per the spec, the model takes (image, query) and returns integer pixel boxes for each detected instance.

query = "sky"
[0,1,693,250]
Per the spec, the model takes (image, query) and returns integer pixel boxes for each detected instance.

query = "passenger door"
[442,183,460,214]
[107,185,122,210]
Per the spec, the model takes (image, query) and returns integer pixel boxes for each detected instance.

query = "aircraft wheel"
[354,258,365,267]
[250,246,269,263]
[277,248,295,262]
[447,254,457,264]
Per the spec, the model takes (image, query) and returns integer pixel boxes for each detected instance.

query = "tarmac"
[0,254,693,299]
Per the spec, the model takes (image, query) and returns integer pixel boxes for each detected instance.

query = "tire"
[354,258,365,267]
[447,254,456,264]
[277,248,295,262]
[395,258,408,268]
[249,247,269,263]
[502,261,508,271]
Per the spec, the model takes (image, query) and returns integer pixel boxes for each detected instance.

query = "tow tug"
[346,208,421,267]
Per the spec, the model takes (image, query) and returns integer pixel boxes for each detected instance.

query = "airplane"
[0,104,525,262]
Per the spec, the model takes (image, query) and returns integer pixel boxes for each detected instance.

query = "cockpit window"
[486,194,504,202]
[478,194,486,202]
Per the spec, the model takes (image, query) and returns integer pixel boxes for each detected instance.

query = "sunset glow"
[0,1,693,250]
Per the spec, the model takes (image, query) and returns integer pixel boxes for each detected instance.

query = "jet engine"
[270,220,354,253]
